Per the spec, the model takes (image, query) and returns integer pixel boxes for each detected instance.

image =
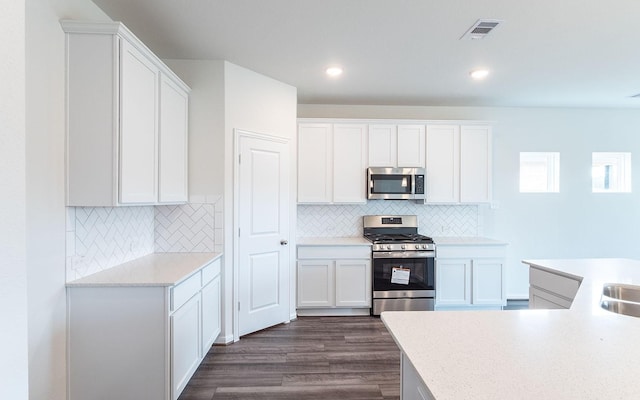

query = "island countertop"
[382,258,640,400]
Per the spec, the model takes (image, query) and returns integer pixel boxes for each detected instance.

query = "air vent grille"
[461,19,503,40]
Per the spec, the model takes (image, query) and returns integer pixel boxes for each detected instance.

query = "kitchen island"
[382,258,640,400]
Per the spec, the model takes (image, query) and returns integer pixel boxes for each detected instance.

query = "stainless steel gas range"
[363,215,435,315]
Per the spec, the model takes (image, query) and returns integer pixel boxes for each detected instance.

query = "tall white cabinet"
[62,21,189,206]
[297,123,367,204]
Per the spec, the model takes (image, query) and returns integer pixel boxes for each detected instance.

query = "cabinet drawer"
[529,267,580,301]
[298,245,371,260]
[202,258,221,285]
[172,272,201,311]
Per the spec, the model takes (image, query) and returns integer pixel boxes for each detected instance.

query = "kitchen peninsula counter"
[382,258,640,400]
[66,252,221,287]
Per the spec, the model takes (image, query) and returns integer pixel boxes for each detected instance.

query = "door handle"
[280,240,288,246]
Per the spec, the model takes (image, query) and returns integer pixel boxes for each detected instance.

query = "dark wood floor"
[179,316,400,400]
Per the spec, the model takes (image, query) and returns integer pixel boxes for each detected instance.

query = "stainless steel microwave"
[367,167,426,200]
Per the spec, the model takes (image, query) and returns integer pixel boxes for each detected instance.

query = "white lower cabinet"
[171,293,202,399]
[297,244,371,315]
[435,244,506,310]
[67,256,222,400]
[401,353,434,400]
[528,266,581,309]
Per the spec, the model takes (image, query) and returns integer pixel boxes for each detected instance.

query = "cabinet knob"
[280,240,288,246]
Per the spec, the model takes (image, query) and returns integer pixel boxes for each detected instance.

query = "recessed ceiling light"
[470,69,490,80]
[326,67,343,77]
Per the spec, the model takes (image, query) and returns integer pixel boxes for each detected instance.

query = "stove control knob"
[386,245,391,250]
[401,244,406,250]
[422,244,427,249]
[415,244,420,249]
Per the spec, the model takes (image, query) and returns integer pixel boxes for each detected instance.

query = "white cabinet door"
[333,124,367,203]
[397,124,425,167]
[426,125,460,203]
[298,123,332,203]
[401,353,434,400]
[460,125,492,203]
[436,258,471,306]
[119,39,159,204]
[171,293,201,400]
[368,124,397,167]
[472,258,505,305]
[335,260,371,307]
[201,275,221,355]
[529,287,572,309]
[297,260,334,307]
[159,74,189,203]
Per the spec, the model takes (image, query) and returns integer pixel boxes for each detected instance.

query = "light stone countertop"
[382,258,640,400]
[431,236,508,246]
[297,237,372,246]
[66,252,222,287]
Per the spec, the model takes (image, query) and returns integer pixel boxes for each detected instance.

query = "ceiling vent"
[460,19,503,40]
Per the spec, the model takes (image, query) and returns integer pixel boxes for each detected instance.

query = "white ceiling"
[91,0,640,108]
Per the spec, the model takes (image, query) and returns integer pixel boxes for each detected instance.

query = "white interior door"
[237,133,290,336]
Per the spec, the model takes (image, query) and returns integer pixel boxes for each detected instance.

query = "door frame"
[232,129,293,341]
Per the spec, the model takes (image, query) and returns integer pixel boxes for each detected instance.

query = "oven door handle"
[372,251,435,259]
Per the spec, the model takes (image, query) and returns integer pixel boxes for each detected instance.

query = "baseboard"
[296,308,371,317]
[214,333,234,345]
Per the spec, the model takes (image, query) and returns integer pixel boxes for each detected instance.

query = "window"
[592,152,631,193]
[519,152,560,193]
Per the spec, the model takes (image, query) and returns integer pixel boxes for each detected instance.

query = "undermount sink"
[601,283,640,318]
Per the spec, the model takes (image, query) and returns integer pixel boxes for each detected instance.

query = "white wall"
[224,62,298,338]
[24,0,110,399]
[299,104,640,298]
[0,1,28,398]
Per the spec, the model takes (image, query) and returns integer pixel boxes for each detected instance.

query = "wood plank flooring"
[178,316,400,400]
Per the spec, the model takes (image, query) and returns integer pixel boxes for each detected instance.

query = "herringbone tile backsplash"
[66,207,155,280]
[155,199,223,253]
[66,197,223,281]
[297,202,479,237]
[66,196,477,280]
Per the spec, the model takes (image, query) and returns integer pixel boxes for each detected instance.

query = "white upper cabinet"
[298,122,367,204]
[426,124,492,204]
[62,21,190,206]
[159,75,189,203]
[333,124,367,203]
[397,125,426,167]
[460,125,492,203]
[425,125,460,203]
[298,123,333,203]
[368,124,425,167]
[119,40,159,204]
[368,124,397,167]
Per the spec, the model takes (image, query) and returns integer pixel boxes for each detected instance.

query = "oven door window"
[370,174,412,195]
[373,257,434,291]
